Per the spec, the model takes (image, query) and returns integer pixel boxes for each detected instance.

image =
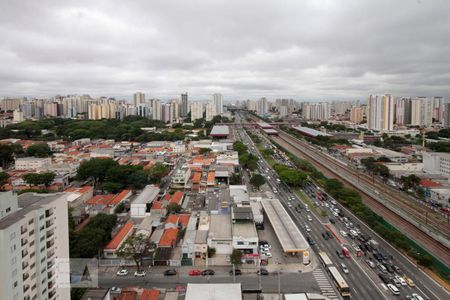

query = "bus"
[318,251,333,268]
[328,266,351,298]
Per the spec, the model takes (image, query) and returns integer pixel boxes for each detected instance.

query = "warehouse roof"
[210,125,230,136]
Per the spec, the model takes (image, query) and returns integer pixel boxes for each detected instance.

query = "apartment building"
[0,192,70,300]
[15,157,52,171]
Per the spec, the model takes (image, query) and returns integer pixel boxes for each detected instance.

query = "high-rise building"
[442,103,450,128]
[205,102,216,121]
[150,99,161,121]
[133,92,145,107]
[411,97,432,127]
[367,94,394,131]
[246,100,257,112]
[190,102,203,120]
[162,103,172,123]
[213,93,223,115]
[181,93,189,117]
[432,97,444,123]
[170,100,180,122]
[279,106,288,118]
[0,98,22,111]
[395,97,411,126]
[302,102,330,121]
[350,106,363,124]
[257,97,268,115]
[0,192,70,300]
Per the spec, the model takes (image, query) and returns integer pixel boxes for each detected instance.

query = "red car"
[189,269,202,276]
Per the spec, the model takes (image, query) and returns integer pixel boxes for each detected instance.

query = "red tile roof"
[166,214,179,225]
[109,190,131,206]
[192,172,201,184]
[119,291,137,300]
[86,194,115,205]
[171,191,184,204]
[140,289,159,300]
[159,228,178,247]
[178,214,190,228]
[105,221,134,250]
[152,201,164,209]
[420,179,442,188]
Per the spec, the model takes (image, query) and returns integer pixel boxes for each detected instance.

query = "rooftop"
[133,185,159,205]
[210,125,230,136]
[208,214,232,240]
[232,222,258,238]
[185,283,242,300]
[140,289,160,300]
[104,221,134,250]
[159,227,179,247]
[292,125,332,137]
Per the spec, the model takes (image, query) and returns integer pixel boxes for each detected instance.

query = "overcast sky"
[1,0,449,101]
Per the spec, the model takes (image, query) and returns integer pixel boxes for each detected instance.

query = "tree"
[239,153,258,170]
[417,254,433,268]
[199,148,211,155]
[250,174,266,190]
[207,247,216,258]
[0,171,9,189]
[127,170,149,189]
[233,141,248,155]
[116,234,155,272]
[0,144,14,169]
[278,169,306,186]
[167,203,182,214]
[77,158,119,185]
[229,173,242,185]
[26,143,52,157]
[401,174,421,191]
[230,249,242,266]
[22,172,56,187]
[100,182,123,193]
[148,163,168,184]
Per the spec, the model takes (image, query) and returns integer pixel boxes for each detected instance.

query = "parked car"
[134,270,146,277]
[229,269,242,276]
[405,276,415,287]
[258,268,269,275]
[163,269,177,276]
[378,273,390,284]
[189,269,202,276]
[202,269,215,276]
[116,269,128,276]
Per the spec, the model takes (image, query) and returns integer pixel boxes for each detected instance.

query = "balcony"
[21,238,28,246]
[45,209,53,218]
[23,272,30,281]
[46,220,54,228]
[48,289,56,299]
[21,227,28,235]
[47,260,54,269]
[48,281,54,290]
[46,229,54,239]
[47,270,55,280]
[23,284,30,293]
[47,250,55,259]
[22,250,28,258]
[46,240,55,249]
[22,261,29,270]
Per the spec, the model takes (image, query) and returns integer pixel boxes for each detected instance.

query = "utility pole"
[232,263,236,283]
[278,263,281,300]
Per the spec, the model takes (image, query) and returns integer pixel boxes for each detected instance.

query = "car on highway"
[304,225,311,232]
[378,273,390,284]
[306,236,315,245]
[340,230,347,237]
[163,269,177,276]
[336,249,344,259]
[307,215,313,221]
[365,259,376,268]
[387,283,400,295]
[340,263,349,274]
[342,247,350,258]
[411,293,425,300]
[134,270,146,277]
[395,275,407,286]
[202,269,215,276]
[377,263,387,273]
[325,231,333,239]
[322,232,329,240]
[189,269,202,276]
[229,269,242,276]
[404,276,415,287]
[116,269,128,276]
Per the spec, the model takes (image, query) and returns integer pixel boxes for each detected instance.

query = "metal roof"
[210,125,230,136]
[261,198,309,252]
[292,125,333,137]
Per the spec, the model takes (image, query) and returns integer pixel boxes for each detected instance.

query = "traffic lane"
[275,186,385,300]
[311,187,444,300]
[99,271,320,294]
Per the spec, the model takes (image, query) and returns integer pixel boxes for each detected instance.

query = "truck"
[367,239,379,250]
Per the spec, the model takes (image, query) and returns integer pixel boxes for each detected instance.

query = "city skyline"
[1,1,449,99]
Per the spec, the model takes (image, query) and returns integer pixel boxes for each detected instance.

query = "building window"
[6,207,11,213]
[39,215,44,220]
[237,241,244,245]
[28,219,34,225]
[13,281,17,288]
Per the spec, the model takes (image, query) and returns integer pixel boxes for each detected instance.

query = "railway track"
[272,131,450,266]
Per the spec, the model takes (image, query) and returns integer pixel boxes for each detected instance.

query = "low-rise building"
[423,152,450,175]
[207,214,232,255]
[14,157,51,171]
[103,221,134,258]
[232,222,259,255]
[131,185,159,218]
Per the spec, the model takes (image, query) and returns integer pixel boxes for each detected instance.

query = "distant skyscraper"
[190,102,203,120]
[258,97,268,115]
[181,93,188,117]
[279,106,288,118]
[162,103,172,123]
[367,94,394,131]
[246,100,257,112]
[150,99,161,120]
[133,92,145,107]
[395,97,411,126]
[350,106,363,124]
[442,103,450,128]
[205,102,216,121]
[213,93,223,115]
[432,97,443,123]
[411,97,432,127]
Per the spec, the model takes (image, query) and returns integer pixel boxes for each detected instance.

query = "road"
[235,112,447,300]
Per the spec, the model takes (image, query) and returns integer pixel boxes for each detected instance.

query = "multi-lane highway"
[235,113,447,299]
[274,130,450,266]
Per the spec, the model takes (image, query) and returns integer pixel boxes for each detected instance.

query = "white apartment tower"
[257,97,268,115]
[190,102,204,120]
[213,93,223,115]
[205,102,217,121]
[133,92,145,107]
[367,94,394,131]
[0,192,70,300]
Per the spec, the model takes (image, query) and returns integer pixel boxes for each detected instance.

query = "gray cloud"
[0,0,449,100]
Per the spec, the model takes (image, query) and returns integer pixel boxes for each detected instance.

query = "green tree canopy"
[233,141,248,155]
[148,163,168,184]
[77,158,119,185]
[278,169,306,186]
[199,148,212,155]
[116,234,155,271]
[230,249,243,265]
[22,172,56,187]
[250,174,266,190]
[26,143,52,157]
[239,153,258,170]
[167,203,182,214]
[0,171,10,188]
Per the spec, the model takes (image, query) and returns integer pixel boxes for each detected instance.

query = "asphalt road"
[234,118,447,300]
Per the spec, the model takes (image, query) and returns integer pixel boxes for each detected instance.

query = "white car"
[116,269,128,276]
[307,215,313,221]
[395,275,407,286]
[340,230,347,237]
[134,270,146,277]
[304,225,311,232]
[387,283,400,295]
[340,263,349,274]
